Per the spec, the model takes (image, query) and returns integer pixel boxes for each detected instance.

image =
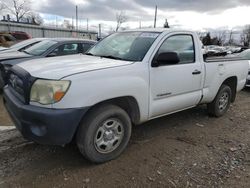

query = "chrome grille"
[9,73,25,100]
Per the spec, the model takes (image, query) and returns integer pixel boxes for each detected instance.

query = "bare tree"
[108,26,115,34]
[1,0,31,22]
[26,12,44,25]
[63,20,74,29]
[0,1,5,11]
[228,29,234,45]
[115,11,128,32]
[197,31,205,40]
[241,25,250,47]
[216,30,226,46]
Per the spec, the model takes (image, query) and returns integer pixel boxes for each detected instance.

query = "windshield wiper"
[100,55,123,60]
[23,50,31,55]
[85,52,94,56]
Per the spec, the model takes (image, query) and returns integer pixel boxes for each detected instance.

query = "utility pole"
[154,5,157,28]
[139,20,141,29]
[76,5,78,31]
[99,24,102,39]
[55,16,58,27]
[87,18,89,31]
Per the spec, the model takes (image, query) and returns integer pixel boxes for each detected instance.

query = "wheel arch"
[221,76,237,102]
[84,96,141,125]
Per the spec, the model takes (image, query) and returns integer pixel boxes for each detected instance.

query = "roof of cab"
[119,28,194,34]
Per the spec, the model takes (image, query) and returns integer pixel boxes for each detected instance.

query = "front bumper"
[3,87,89,145]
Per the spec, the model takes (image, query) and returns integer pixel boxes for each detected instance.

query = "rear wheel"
[76,104,132,163]
[207,84,232,117]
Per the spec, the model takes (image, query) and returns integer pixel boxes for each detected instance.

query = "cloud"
[34,0,250,20]
[2,0,250,31]
[33,0,148,21]
[3,0,250,21]
[134,0,250,13]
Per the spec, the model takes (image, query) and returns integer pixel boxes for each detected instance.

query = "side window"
[20,42,40,52]
[158,35,195,64]
[50,43,79,56]
[82,43,93,53]
[62,43,78,55]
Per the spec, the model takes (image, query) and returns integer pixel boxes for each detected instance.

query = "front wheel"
[207,84,232,117]
[76,104,132,163]
[0,72,4,91]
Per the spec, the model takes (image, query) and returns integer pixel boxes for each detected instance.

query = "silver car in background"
[0,38,48,54]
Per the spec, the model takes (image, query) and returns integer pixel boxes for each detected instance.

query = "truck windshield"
[24,40,57,56]
[87,32,160,61]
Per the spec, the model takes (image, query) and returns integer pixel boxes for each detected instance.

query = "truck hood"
[17,54,134,79]
[0,51,32,61]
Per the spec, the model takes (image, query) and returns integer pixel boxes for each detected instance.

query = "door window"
[50,43,79,56]
[82,43,94,53]
[158,35,195,64]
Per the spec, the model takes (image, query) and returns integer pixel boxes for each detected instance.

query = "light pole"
[76,5,78,31]
[154,5,157,28]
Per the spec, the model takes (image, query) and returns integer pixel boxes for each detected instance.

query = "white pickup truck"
[3,29,249,163]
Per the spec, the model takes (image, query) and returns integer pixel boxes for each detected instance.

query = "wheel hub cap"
[218,92,229,111]
[94,118,124,154]
[104,131,114,140]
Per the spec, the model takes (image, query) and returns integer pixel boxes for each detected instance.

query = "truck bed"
[205,56,246,63]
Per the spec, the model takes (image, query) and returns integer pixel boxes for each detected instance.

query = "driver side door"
[149,34,203,118]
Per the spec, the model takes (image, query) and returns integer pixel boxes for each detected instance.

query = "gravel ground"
[0,89,250,188]
[0,95,12,127]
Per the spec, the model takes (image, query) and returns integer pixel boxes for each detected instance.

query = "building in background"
[0,21,98,40]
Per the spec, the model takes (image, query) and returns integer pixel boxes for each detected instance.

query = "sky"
[1,0,250,33]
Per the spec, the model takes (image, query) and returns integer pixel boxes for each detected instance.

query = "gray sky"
[2,0,250,31]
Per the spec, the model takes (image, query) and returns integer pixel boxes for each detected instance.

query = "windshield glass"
[239,49,250,59]
[24,40,57,56]
[10,39,38,50]
[88,32,160,61]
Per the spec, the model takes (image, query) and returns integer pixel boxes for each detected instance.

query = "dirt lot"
[0,89,250,188]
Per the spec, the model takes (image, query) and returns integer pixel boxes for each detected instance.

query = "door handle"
[192,70,201,75]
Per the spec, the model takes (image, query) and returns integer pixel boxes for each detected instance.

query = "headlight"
[30,79,71,105]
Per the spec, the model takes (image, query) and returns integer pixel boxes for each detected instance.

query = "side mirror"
[153,52,180,67]
[47,52,57,57]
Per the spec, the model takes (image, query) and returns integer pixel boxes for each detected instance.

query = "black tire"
[207,84,232,117]
[76,104,132,163]
[0,73,4,92]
